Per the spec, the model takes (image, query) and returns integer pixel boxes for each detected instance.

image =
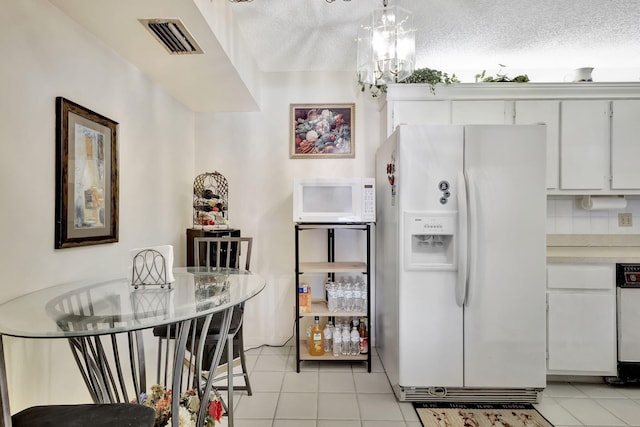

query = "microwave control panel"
[362,181,376,221]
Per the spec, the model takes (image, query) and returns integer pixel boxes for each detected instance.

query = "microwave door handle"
[455,172,469,307]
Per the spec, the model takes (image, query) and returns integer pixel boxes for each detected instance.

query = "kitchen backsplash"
[547,196,640,234]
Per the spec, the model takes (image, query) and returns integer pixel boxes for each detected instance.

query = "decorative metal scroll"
[131,249,169,289]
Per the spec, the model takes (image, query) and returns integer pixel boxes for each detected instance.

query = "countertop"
[547,234,640,263]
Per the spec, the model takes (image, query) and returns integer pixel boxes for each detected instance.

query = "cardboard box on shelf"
[299,283,311,313]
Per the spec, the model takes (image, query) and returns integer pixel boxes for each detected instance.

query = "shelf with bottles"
[301,316,369,362]
[299,301,367,317]
[298,275,368,317]
[299,342,368,361]
[298,261,367,274]
[294,222,372,373]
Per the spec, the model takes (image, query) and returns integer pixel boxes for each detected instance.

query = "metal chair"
[0,323,156,427]
[193,237,253,427]
[193,237,253,423]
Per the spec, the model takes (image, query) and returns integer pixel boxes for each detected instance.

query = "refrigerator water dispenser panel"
[404,212,456,271]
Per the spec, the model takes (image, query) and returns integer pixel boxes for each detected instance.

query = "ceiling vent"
[139,18,204,55]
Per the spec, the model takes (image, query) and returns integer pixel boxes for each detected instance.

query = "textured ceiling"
[229,0,640,78]
[47,0,640,112]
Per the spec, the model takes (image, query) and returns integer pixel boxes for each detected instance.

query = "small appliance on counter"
[193,171,229,229]
[292,177,375,223]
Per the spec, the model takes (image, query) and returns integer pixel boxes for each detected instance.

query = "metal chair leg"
[226,333,234,427]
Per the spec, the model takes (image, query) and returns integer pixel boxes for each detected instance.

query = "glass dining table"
[0,267,265,427]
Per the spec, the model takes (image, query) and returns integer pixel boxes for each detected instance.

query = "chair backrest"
[193,237,253,271]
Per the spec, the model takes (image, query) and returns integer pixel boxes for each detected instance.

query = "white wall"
[194,72,382,346]
[0,1,195,411]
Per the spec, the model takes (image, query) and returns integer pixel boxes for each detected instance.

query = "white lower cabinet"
[546,263,617,376]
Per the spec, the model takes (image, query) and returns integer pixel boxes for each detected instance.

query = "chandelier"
[357,0,415,85]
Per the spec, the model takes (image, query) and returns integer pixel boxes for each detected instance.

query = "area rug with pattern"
[413,402,554,427]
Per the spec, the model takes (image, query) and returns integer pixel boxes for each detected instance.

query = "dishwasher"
[614,263,640,383]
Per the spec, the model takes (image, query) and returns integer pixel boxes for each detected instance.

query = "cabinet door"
[392,100,451,129]
[515,101,560,190]
[611,100,640,189]
[451,101,507,124]
[559,101,610,190]
[547,291,617,375]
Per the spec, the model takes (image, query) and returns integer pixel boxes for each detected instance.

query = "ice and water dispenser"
[404,212,457,270]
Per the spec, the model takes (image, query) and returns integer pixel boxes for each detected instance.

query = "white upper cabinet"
[390,100,450,131]
[451,100,509,124]
[385,83,640,194]
[611,100,640,190]
[514,101,560,190]
[559,100,611,191]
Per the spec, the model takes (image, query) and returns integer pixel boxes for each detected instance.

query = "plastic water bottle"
[332,325,342,356]
[327,282,337,312]
[350,324,360,355]
[360,281,367,314]
[323,319,332,353]
[341,325,350,355]
[343,280,353,312]
[336,280,344,312]
[352,280,362,312]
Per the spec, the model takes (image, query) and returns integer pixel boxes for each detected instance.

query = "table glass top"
[0,267,265,338]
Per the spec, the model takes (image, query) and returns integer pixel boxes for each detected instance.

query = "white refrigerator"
[375,125,547,402]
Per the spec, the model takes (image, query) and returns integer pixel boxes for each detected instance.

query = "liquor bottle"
[359,317,368,354]
[309,316,324,356]
[81,135,103,226]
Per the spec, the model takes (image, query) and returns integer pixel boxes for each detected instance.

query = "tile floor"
[212,344,640,427]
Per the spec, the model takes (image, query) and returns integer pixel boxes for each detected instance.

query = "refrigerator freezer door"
[462,125,547,388]
[396,125,465,387]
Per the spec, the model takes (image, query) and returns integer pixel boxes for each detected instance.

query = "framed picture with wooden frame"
[290,103,355,159]
[55,97,119,249]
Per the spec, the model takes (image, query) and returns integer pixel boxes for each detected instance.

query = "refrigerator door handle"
[465,171,479,307]
[455,172,469,307]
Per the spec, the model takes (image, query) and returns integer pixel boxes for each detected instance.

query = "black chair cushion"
[12,403,156,427]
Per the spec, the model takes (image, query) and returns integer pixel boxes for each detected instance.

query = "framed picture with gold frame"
[55,97,119,249]
[290,103,354,159]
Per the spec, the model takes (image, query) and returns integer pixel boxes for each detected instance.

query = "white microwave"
[293,177,376,223]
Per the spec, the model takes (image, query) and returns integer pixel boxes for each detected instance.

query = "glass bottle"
[358,317,368,354]
[80,134,103,226]
[309,316,324,356]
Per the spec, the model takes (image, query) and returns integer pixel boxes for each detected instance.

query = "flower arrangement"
[137,384,224,427]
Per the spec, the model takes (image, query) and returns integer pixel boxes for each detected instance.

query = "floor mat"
[413,402,554,427]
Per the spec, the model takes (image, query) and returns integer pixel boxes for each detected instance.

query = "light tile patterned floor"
[211,344,640,427]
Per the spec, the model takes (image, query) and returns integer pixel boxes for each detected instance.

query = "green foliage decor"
[474,65,529,83]
[359,64,529,98]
